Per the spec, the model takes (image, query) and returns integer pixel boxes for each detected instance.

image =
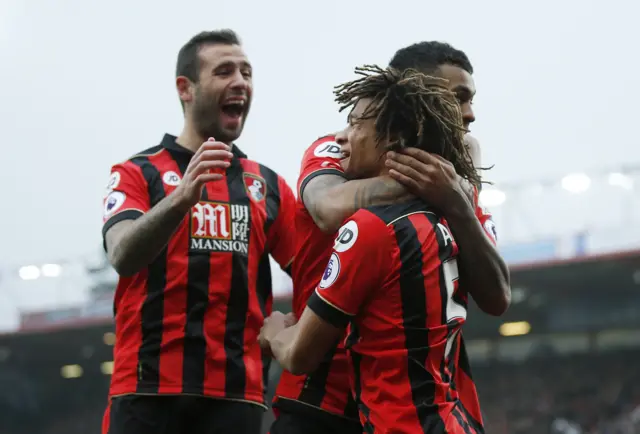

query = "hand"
[173,138,233,211]
[385,148,474,218]
[259,311,293,350]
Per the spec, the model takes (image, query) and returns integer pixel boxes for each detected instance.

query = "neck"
[176,118,205,153]
[175,116,234,153]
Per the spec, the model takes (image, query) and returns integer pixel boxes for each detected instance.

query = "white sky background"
[0,0,639,327]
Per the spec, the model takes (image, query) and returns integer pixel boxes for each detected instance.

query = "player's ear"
[176,76,194,105]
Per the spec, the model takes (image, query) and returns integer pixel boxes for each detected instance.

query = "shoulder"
[334,209,393,251]
[364,200,436,226]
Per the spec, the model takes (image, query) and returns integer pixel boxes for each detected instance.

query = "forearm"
[109,194,188,276]
[447,209,511,316]
[305,175,407,233]
[270,325,305,375]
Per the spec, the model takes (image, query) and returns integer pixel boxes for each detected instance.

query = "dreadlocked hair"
[334,65,482,188]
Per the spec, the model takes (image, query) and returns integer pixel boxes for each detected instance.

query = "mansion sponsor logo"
[190,201,250,255]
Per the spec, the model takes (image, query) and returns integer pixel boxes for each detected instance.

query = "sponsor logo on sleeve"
[104,191,126,218]
[162,171,181,186]
[319,253,341,289]
[334,220,358,252]
[106,172,120,192]
[313,141,342,159]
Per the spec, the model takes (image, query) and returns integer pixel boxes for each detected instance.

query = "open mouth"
[221,101,245,119]
[340,150,351,160]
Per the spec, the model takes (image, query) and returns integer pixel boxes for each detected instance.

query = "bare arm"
[267,308,344,376]
[105,194,189,276]
[302,174,408,233]
[386,144,511,316]
[105,139,232,276]
[446,208,511,316]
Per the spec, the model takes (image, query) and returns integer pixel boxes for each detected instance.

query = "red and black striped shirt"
[308,200,485,433]
[274,135,358,421]
[102,134,296,407]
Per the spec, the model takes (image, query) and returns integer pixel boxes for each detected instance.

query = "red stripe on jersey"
[151,150,189,394]
[201,170,233,394]
[106,135,293,407]
[274,136,356,420]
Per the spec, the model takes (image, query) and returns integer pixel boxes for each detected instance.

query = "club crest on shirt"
[319,253,341,289]
[189,201,250,255]
[243,173,266,202]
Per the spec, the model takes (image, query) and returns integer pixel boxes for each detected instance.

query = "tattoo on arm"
[303,174,406,233]
[107,195,187,276]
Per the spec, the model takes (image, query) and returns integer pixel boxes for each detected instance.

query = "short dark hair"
[176,29,241,82]
[389,41,473,75]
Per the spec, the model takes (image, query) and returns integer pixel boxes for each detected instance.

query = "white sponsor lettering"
[437,222,454,246]
[190,202,250,255]
[163,171,181,186]
[334,220,358,252]
[313,141,342,159]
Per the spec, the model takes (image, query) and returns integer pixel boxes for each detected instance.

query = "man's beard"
[191,89,248,143]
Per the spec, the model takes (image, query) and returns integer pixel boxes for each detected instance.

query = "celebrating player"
[100,30,296,434]
[270,41,509,434]
[262,66,485,433]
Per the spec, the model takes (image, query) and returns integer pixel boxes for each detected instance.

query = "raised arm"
[386,141,511,316]
[104,140,232,276]
[302,174,407,233]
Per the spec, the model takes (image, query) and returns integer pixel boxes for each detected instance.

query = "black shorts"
[269,406,362,434]
[103,395,264,434]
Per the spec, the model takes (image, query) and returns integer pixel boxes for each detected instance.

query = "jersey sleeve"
[474,186,498,245]
[297,135,345,199]
[307,210,392,328]
[102,161,150,241]
[267,175,297,272]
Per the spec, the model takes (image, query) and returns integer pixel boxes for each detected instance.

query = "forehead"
[198,43,250,69]
[436,64,476,95]
[350,97,375,119]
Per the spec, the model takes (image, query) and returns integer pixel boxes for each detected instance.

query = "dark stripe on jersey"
[131,156,166,393]
[179,155,210,394]
[256,253,272,395]
[392,217,441,429]
[350,350,374,434]
[259,165,280,235]
[224,163,252,397]
[297,344,338,407]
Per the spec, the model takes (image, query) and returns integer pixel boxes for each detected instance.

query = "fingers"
[187,149,233,175]
[385,155,425,181]
[193,137,229,158]
[388,169,421,192]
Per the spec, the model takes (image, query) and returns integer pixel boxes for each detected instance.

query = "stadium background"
[3,1,640,433]
[1,167,640,434]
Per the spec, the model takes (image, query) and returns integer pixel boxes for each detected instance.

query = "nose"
[229,69,250,92]
[461,103,475,128]
[335,127,348,146]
